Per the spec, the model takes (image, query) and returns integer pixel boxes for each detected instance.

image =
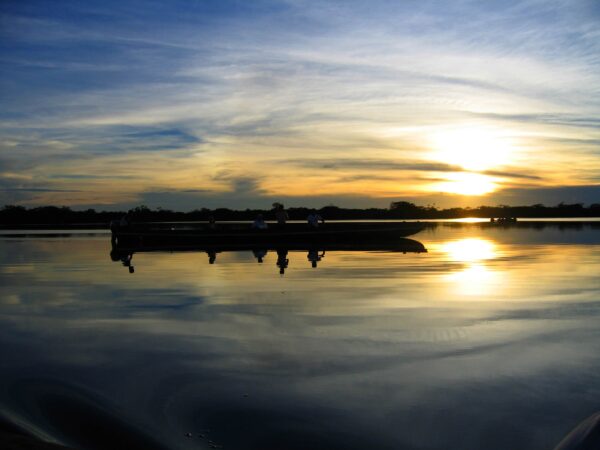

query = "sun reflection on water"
[441,238,503,297]
[442,238,496,262]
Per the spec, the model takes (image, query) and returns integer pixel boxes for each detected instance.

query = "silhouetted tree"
[2,201,600,226]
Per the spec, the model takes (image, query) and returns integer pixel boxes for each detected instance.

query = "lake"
[1,222,599,450]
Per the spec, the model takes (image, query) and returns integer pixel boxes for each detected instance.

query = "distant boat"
[490,217,517,224]
[110,221,426,249]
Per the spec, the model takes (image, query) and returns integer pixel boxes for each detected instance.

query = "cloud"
[0,188,82,193]
[48,174,132,180]
[278,158,542,181]
[492,184,600,206]
[79,126,203,154]
[277,158,464,172]
[0,0,599,207]
[131,190,382,211]
[483,170,542,180]
[468,112,600,129]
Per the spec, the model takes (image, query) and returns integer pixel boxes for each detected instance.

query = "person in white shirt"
[307,211,324,228]
[252,214,268,229]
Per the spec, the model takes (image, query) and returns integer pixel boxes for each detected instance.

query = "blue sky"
[1,0,600,209]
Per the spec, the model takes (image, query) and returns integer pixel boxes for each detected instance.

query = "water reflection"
[307,249,326,268]
[276,248,289,274]
[110,249,135,273]
[206,250,219,265]
[440,238,503,297]
[1,225,599,450]
[446,263,503,297]
[442,237,496,262]
[109,238,427,275]
[252,249,267,263]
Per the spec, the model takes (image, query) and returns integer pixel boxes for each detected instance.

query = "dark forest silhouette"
[1,201,599,227]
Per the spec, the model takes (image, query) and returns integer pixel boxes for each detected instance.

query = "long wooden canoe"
[110,221,425,248]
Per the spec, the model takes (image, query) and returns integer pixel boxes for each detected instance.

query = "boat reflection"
[207,249,219,265]
[252,249,267,263]
[307,249,326,268]
[276,249,289,274]
[110,250,135,273]
[110,238,427,275]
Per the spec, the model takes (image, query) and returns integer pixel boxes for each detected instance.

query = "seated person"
[252,214,268,229]
[307,211,324,228]
[207,215,217,230]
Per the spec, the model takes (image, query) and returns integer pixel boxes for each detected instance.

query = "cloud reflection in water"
[0,225,599,450]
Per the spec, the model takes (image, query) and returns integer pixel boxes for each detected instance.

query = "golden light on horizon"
[433,172,497,196]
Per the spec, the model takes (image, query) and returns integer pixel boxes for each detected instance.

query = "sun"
[429,126,515,172]
[423,125,516,195]
[433,172,497,196]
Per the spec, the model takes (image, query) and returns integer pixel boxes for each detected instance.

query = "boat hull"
[111,222,425,249]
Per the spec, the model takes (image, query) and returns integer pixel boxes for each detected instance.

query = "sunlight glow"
[441,238,503,297]
[433,172,497,196]
[446,218,490,223]
[445,263,503,297]
[442,238,496,262]
[429,126,515,171]
[2,1,599,209]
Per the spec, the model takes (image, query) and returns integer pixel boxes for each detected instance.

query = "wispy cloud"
[1,0,599,207]
[277,158,464,172]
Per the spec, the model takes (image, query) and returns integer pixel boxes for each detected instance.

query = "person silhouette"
[276,249,289,274]
[207,250,217,264]
[207,215,217,230]
[307,249,325,268]
[252,214,268,230]
[253,249,267,263]
[120,252,134,273]
[307,211,324,228]
[274,203,289,229]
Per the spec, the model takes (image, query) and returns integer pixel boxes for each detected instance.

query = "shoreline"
[2,217,600,231]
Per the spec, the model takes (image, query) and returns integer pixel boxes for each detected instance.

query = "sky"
[1,0,600,210]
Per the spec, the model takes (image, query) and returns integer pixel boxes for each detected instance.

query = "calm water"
[1,223,599,450]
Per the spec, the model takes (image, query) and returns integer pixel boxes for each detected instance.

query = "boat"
[110,231,427,274]
[110,221,425,249]
[490,216,517,224]
[111,238,427,255]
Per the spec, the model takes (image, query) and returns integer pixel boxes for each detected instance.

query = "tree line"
[1,201,599,226]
